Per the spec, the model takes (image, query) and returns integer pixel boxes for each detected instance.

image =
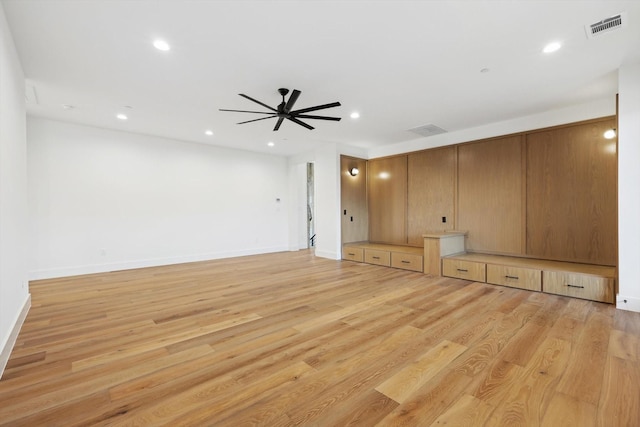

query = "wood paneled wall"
[368,155,407,244]
[340,156,368,244]
[457,136,525,254]
[526,119,617,265]
[344,116,617,266]
[407,147,456,245]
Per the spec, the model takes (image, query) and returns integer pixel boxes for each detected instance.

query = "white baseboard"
[314,249,340,260]
[0,294,31,379]
[616,295,640,313]
[28,246,289,280]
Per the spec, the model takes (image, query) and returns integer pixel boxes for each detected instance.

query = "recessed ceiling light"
[543,41,562,53]
[116,113,128,120]
[267,141,275,147]
[61,104,74,110]
[153,39,170,51]
[350,112,360,119]
[205,130,214,136]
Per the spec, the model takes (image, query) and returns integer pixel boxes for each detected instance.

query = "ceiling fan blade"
[284,89,301,113]
[287,117,315,130]
[219,109,275,114]
[237,115,277,125]
[239,94,277,112]
[290,101,341,115]
[273,117,285,131]
[295,114,342,121]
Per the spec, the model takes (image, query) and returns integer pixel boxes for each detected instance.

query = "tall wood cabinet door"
[457,136,524,254]
[340,156,368,244]
[526,118,617,265]
[407,147,456,246]
[368,156,408,244]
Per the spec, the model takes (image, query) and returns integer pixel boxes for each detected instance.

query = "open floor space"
[1,251,639,426]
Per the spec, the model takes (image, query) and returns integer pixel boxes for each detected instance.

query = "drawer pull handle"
[348,253,355,256]
[457,268,468,272]
[401,260,410,264]
[566,284,585,289]
[505,275,519,280]
[372,256,381,260]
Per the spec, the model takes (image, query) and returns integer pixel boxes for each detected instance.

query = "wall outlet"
[442,216,447,223]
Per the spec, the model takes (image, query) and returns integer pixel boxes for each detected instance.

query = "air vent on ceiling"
[585,12,626,38]
[408,124,447,138]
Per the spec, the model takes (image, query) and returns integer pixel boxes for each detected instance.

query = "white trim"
[0,294,31,379]
[616,295,640,313]
[28,246,289,280]
[314,249,340,260]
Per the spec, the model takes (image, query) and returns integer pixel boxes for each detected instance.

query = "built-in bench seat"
[342,242,423,272]
[441,252,616,304]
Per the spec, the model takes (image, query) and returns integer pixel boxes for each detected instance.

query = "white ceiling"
[3,1,639,156]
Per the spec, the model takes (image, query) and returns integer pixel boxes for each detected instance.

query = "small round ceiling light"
[350,112,360,119]
[603,129,616,139]
[153,39,171,51]
[116,113,128,120]
[267,141,275,147]
[205,130,214,136]
[543,41,562,54]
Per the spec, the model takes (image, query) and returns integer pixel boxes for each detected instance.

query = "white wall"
[27,118,290,279]
[369,97,615,159]
[617,63,640,312]
[0,5,29,376]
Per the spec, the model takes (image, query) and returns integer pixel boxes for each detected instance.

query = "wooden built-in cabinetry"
[407,147,456,245]
[343,243,423,272]
[442,253,615,304]
[457,136,524,255]
[341,115,618,304]
[341,156,368,244]
[368,156,407,244]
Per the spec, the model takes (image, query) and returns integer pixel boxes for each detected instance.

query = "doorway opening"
[307,162,315,248]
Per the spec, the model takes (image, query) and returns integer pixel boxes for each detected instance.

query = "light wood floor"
[1,250,639,426]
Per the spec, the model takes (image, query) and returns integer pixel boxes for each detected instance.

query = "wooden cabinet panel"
[364,248,391,266]
[442,258,486,282]
[486,264,541,291]
[341,156,368,244]
[342,246,364,262]
[526,119,617,265]
[391,252,423,272]
[543,271,614,303]
[368,156,407,244]
[457,136,524,254]
[407,147,456,246]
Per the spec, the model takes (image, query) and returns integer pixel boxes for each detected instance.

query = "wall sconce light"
[604,129,616,139]
[349,167,359,176]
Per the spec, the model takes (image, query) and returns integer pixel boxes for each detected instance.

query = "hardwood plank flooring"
[1,250,640,426]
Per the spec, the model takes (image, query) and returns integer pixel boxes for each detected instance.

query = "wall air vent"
[585,12,626,38]
[408,124,447,138]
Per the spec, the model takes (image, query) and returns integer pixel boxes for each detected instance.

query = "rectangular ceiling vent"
[408,124,447,138]
[585,12,626,38]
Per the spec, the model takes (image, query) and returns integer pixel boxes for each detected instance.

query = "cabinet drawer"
[442,259,486,282]
[487,264,541,291]
[391,253,423,272]
[364,249,391,266]
[543,271,614,303]
[343,246,364,262]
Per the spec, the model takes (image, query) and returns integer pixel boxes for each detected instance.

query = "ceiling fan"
[219,88,341,131]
